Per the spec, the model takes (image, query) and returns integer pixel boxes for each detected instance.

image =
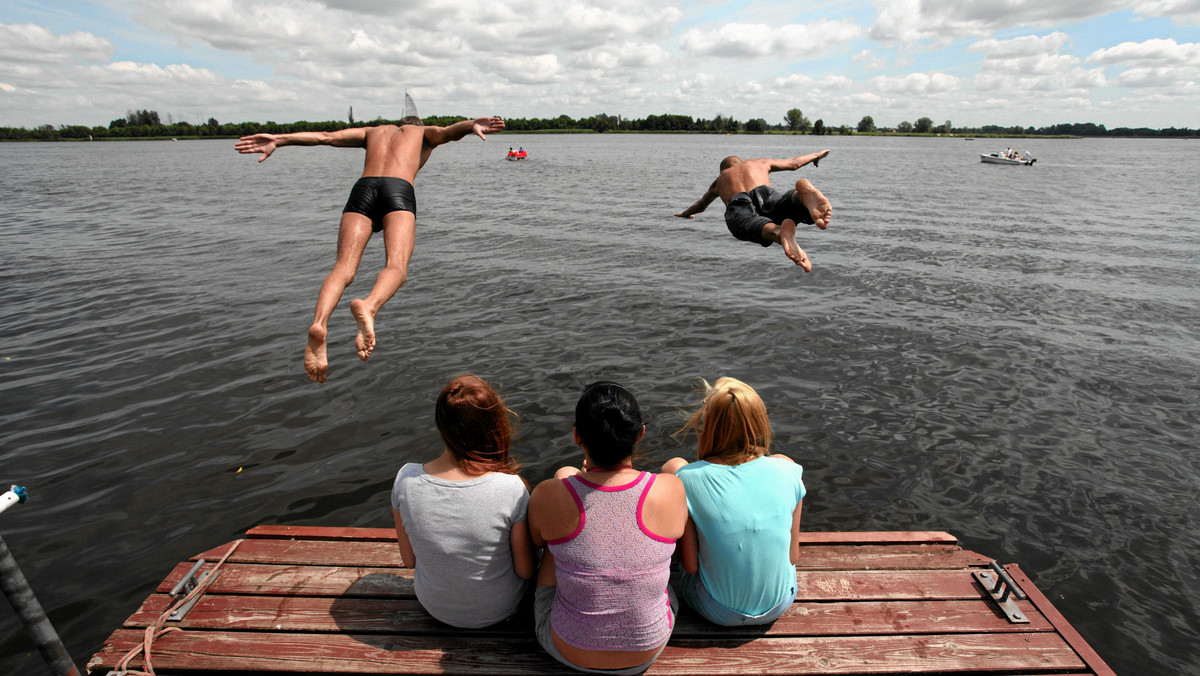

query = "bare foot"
[796,179,832,230]
[305,324,328,383]
[810,149,830,168]
[349,299,375,361]
[776,219,812,271]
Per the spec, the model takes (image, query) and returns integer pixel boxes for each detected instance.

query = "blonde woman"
[662,377,806,626]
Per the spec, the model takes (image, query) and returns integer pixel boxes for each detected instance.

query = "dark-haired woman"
[528,382,688,674]
[391,374,536,628]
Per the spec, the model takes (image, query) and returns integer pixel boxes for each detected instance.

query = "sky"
[2,0,1198,130]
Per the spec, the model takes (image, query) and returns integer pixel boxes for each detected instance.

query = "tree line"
[2,107,1196,140]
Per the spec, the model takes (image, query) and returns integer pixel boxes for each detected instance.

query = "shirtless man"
[674,150,832,271]
[236,115,505,383]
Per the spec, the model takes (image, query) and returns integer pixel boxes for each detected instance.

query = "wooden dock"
[87,526,1114,675]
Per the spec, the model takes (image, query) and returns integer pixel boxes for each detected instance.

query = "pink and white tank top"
[548,471,677,651]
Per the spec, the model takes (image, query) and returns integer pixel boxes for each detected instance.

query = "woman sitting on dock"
[528,382,688,674]
[663,377,806,626]
[390,374,536,628]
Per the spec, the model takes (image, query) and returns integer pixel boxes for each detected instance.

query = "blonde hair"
[677,377,772,462]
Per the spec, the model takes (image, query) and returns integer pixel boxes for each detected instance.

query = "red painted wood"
[88,527,1110,675]
[196,538,977,572]
[88,629,1087,674]
[795,569,990,601]
[125,594,1053,637]
[796,531,958,545]
[127,594,525,635]
[156,561,416,597]
[1005,564,1115,676]
[247,525,397,541]
[794,544,990,570]
[243,526,956,546]
[192,538,406,567]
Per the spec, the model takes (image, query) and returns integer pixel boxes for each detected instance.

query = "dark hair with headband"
[574,381,644,467]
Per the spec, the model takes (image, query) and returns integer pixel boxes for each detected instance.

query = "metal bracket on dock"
[974,561,1029,624]
[166,559,217,622]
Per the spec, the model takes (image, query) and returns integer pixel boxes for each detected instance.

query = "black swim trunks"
[723,185,813,247]
[343,176,417,232]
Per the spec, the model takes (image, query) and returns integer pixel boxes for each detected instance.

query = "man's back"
[716,159,775,203]
[360,125,426,181]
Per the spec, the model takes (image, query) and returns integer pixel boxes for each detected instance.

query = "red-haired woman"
[391,374,536,628]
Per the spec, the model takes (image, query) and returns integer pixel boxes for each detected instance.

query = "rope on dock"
[112,539,244,676]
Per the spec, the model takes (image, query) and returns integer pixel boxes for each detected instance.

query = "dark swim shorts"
[343,176,417,232]
[723,185,813,247]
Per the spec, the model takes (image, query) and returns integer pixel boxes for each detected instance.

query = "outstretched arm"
[768,149,830,172]
[674,179,720,218]
[235,127,369,162]
[423,116,505,149]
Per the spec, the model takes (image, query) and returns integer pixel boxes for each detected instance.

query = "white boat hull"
[980,153,1035,165]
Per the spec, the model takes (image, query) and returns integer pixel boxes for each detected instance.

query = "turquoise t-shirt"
[675,455,806,615]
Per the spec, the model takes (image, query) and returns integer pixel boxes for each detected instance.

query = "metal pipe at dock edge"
[0,485,82,676]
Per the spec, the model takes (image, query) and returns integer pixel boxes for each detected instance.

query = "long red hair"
[435,374,521,477]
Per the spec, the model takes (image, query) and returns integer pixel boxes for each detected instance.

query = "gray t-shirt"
[391,463,530,627]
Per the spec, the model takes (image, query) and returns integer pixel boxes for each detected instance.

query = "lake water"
[1,133,1197,674]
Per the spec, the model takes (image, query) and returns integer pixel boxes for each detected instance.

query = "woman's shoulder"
[396,462,425,480]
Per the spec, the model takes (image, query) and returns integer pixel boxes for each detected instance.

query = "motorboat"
[981,151,1035,165]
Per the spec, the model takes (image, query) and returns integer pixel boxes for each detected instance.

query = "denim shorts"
[676,571,795,626]
[534,585,677,675]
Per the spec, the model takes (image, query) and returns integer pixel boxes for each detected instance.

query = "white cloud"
[680,20,862,58]
[852,49,888,71]
[869,0,1131,42]
[0,23,113,66]
[969,32,1073,59]
[870,71,963,95]
[1087,38,1200,65]
[1134,0,1200,25]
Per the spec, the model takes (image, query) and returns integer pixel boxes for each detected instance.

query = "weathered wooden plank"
[795,569,990,601]
[88,630,1087,674]
[247,525,398,541]
[193,538,406,568]
[794,544,990,571]
[242,526,958,547]
[126,594,524,636]
[155,562,996,603]
[126,593,1053,637]
[196,539,977,572]
[797,532,958,545]
[157,562,416,597]
[1006,564,1115,676]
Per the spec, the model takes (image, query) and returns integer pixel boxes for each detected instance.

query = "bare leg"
[349,210,416,361]
[760,179,833,271]
[306,213,373,383]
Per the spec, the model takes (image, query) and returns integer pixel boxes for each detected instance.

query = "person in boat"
[235,114,505,383]
[390,374,536,628]
[662,377,805,626]
[528,381,688,674]
[673,150,832,271]
[517,147,528,159]
[507,147,516,158]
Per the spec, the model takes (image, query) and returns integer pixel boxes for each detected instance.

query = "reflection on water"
[0,135,1197,674]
